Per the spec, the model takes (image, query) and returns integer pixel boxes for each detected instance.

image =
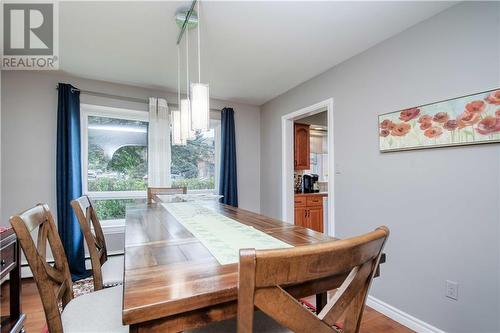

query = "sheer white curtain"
[148,97,171,186]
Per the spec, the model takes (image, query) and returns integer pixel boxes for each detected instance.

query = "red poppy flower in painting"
[457,111,480,128]
[399,108,420,122]
[424,127,443,138]
[420,122,432,130]
[379,119,394,130]
[379,129,390,137]
[475,116,500,135]
[485,90,500,105]
[465,100,486,113]
[418,115,432,124]
[390,123,411,136]
[443,120,458,131]
[433,112,449,123]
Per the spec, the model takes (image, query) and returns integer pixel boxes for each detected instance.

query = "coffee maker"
[311,174,319,192]
[302,174,320,193]
[302,175,313,193]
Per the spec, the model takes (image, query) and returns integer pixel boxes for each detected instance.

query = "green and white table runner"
[162,202,292,265]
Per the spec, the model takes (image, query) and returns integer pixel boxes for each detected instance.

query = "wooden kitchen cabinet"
[294,207,307,229]
[308,207,323,233]
[294,194,324,233]
[294,123,310,170]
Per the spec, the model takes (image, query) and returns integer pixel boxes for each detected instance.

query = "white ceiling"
[59,1,454,105]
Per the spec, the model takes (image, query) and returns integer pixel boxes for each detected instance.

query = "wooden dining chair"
[10,204,128,333]
[147,186,187,204]
[237,226,389,333]
[71,195,122,290]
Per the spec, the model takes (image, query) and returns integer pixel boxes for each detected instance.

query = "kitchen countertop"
[295,192,328,197]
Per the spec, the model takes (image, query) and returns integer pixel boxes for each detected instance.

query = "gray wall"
[1,71,261,227]
[260,2,500,332]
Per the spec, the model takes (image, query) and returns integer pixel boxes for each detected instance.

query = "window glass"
[82,105,220,223]
[87,116,148,192]
[171,128,216,191]
[92,198,146,221]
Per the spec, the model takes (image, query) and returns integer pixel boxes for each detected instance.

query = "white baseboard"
[367,295,446,333]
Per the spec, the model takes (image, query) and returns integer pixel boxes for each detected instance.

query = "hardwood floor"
[1,278,414,333]
[1,279,45,333]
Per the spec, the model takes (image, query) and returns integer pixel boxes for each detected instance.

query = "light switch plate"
[335,163,341,175]
[445,280,458,300]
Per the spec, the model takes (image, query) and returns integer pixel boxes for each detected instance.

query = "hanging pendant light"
[190,0,210,131]
[180,23,195,143]
[180,99,192,143]
[191,83,209,131]
[172,44,183,146]
[171,109,182,145]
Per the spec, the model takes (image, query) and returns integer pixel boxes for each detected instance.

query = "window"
[81,105,149,223]
[171,124,219,191]
[81,104,220,224]
[306,134,328,182]
[309,153,328,181]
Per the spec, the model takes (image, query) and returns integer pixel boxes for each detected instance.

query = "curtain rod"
[56,86,222,112]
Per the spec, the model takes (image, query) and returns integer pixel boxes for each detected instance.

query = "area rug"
[299,298,344,332]
[72,277,121,296]
[72,277,95,297]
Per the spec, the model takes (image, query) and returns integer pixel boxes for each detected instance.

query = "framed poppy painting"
[379,88,500,152]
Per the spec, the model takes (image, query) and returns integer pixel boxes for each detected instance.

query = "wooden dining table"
[122,201,375,332]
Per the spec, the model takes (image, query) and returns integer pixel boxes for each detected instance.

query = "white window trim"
[80,104,149,209]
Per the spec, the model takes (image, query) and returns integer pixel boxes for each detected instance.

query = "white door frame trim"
[281,98,335,236]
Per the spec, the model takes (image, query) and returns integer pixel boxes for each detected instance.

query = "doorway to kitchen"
[281,98,335,236]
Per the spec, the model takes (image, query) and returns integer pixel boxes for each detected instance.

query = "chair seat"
[61,285,128,333]
[186,311,291,333]
[101,257,124,287]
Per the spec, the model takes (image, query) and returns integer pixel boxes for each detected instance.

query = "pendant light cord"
[197,0,201,83]
[186,23,189,99]
[177,44,180,107]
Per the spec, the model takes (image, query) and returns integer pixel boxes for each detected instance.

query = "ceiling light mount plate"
[175,8,198,30]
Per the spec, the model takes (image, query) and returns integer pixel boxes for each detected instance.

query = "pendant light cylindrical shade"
[190,83,210,131]
[171,110,183,145]
[180,98,194,142]
[189,0,210,132]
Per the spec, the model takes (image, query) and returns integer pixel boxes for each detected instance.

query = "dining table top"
[122,201,333,326]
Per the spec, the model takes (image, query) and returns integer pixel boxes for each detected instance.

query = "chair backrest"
[71,195,107,290]
[147,186,187,204]
[10,204,73,333]
[237,226,389,333]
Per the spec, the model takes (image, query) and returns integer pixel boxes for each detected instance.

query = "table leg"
[315,292,327,314]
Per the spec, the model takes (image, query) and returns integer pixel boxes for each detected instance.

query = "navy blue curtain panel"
[56,83,90,281]
[219,108,238,207]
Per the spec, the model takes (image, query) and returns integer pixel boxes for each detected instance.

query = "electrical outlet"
[445,280,459,300]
